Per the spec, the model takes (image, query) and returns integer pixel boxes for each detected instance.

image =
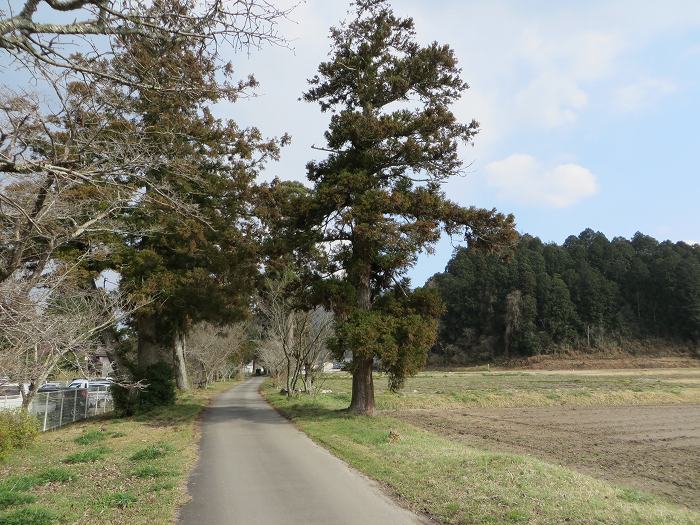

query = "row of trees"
[1,0,292,408]
[1,0,516,414]
[430,230,700,363]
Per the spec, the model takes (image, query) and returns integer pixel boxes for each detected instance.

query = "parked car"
[37,382,63,393]
[0,381,23,410]
[67,379,111,409]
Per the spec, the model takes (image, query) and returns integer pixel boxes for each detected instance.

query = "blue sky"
[225,0,700,285]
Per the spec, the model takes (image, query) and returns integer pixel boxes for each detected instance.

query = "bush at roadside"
[112,363,176,416]
[0,410,40,456]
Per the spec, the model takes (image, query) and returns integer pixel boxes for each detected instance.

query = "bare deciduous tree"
[0,0,294,87]
[186,321,251,387]
[0,263,132,409]
[257,271,334,395]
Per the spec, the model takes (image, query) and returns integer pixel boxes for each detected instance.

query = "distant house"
[92,349,113,378]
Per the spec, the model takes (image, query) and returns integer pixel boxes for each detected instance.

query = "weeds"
[102,492,137,509]
[0,507,56,525]
[130,442,174,461]
[0,491,35,510]
[63,446,111,464]
[73,430,106,446]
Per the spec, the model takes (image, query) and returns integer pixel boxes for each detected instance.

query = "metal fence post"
[72,389,77,422]
[42,392,49,432]
[59,392,65,426]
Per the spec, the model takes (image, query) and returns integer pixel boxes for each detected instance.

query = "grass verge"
[0,380,236,525]
[263,383,699,525]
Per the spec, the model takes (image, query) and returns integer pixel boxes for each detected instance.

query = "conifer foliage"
[302,0,516,414]
[431,230,700,363]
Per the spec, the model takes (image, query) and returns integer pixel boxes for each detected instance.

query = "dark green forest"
[429,230,700,363]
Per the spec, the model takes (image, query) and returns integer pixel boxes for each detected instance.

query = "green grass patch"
[0,381,244,524]
[0,476,40,492]
[148,481,177,492]
[130,442,174,461]
[0,491,36,510]
[36,468,73,484]
[0,380,236,525]
[0,507,56,525]
[265,383,699,525]
[0,469,72,494]
[73,429,107,445]
[62,446,111,464]
[620,488,656,504]
[102,492,138,508]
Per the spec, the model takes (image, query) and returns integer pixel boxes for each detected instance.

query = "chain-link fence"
[28,386,113,431]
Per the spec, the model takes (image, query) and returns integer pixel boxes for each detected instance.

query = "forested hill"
[428,229,700,364]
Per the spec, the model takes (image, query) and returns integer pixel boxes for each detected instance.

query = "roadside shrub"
[0,506,56,525]
[0,410,40,456]
[63,446,111,464]
[130,442,174,461]
[113,363,176,416]
[0,491,36,510]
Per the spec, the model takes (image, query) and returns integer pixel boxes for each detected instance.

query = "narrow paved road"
[178,377,424,525]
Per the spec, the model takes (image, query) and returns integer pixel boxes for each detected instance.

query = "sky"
[3,0,699,286]
[224,0,700,285]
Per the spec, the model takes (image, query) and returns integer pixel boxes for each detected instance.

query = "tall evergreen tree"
[302,0,515,414]
[108,13,284,392]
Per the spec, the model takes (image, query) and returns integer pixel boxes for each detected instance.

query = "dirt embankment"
[507,354,700,371]
[396,404,700,510]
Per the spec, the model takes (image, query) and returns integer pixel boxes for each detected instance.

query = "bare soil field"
[396,403,700,510]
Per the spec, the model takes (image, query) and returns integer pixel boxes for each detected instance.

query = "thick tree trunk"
[173,329,190,391]
[349,355,375,414]
[138,316,190,390]
[137,315,171,369]
[348,252,375,415]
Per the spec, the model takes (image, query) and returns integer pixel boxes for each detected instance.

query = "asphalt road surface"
[178,377,424,525]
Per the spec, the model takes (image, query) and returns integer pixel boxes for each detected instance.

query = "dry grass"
[312,369,700,410]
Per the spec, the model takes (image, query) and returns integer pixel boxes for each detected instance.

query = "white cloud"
[614,77,678,112]
[516,73,589,127]
[514,31,622,127]
[485,154,598,208]
[685,240,700,246]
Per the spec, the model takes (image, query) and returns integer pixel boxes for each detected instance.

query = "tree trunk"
[137,315,171,369]
[348,253,375,415]
[586,324,591,347]
[173,329,190,391]
[349,355,375,415]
